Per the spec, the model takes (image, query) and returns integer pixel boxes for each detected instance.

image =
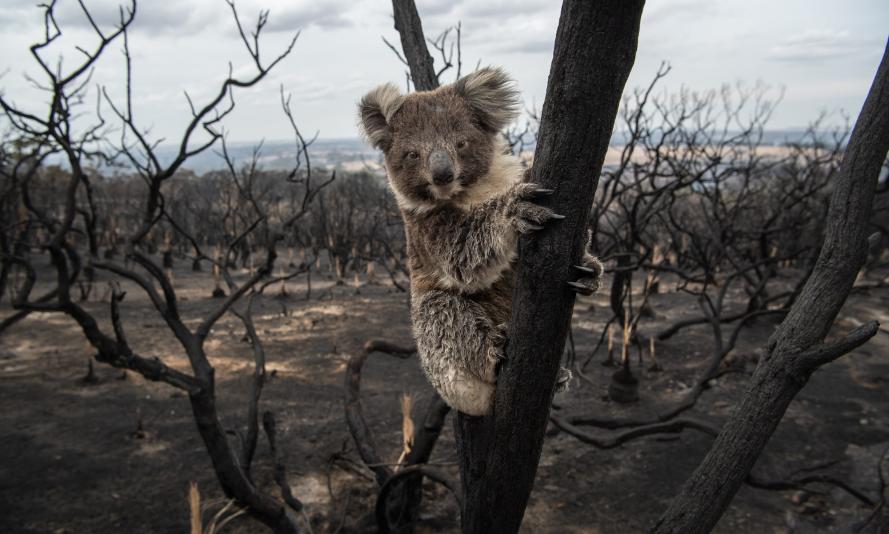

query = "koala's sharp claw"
[526,224,544,231]
[574,264,598,275]
[533,188,554,196]
[566,281,594,295]
[550,213,566,220]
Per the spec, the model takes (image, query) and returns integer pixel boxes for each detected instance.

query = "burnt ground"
[1,256,888,533]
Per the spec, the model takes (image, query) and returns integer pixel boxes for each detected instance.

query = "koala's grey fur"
[358,67,602,416]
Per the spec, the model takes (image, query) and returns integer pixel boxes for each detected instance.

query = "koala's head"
[358,67,519,209]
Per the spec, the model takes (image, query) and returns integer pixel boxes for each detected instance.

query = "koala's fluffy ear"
[455,67,520,133]
[358,83,404,151]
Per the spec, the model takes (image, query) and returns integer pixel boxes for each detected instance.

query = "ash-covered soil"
[1,257,887,533]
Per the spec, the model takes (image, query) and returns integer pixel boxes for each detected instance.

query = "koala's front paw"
[567,253,604,296]
[506,183,565,235]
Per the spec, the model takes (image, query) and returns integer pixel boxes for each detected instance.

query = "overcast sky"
[1,0,887,144]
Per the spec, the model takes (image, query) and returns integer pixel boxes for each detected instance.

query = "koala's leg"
[411,290,504,416]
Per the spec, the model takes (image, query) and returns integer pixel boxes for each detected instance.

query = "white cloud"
[0,0,225,35]
[0,0,886,141]
[767,29,874,62]
[263,1,354,32]
[644,0,719,23]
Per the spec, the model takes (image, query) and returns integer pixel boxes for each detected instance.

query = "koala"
[358,67,602,416]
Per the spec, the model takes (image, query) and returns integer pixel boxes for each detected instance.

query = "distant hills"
[50,129,833,175]
[166,129,823,175]
[150,138,383,175]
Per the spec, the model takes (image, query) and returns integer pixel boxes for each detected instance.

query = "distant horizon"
[156,125,842,150]
[47,127,848,176]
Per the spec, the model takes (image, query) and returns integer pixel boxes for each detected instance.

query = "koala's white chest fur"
[452,144,524,209]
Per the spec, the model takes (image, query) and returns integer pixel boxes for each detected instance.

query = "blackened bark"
[344,340,452,533]
[189,388,299,533]
[652,39,889,534]
[386,394,451,532]
[345,340,415,486]
[391,0,438,92]
[453,2,645,533]
[376,464,462,534]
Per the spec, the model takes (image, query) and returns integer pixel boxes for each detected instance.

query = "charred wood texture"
[345,340,417,486]
[391,0,438,92]
[450,2,645,532]
[344,339,453,533]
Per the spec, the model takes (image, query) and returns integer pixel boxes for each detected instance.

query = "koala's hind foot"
[568,253,604,296]
[482,322,508,382]
[555,367,573,393]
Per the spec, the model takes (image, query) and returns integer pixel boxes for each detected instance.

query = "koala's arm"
[417,183,557,289]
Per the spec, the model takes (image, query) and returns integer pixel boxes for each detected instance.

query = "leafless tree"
[652,39,889,534]
[0,1,332,531]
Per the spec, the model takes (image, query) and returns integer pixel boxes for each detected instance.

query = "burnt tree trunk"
[344,339,451,533]
[385,395,451,533]
[651,39,889,534]
[189,388,299,533]
[392,0,437,92]
[453,2,645,533]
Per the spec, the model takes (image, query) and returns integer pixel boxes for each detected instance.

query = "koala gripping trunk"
[452,2,645,533]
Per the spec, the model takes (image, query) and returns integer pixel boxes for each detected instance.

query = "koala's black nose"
[429,150,455,185]
[433,168,454,185]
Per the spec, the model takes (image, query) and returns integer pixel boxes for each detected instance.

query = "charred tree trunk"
[334,255,345,285]
[652,39,889,534]
[2,216,35,305]
[189,386,299,533]
[344,339,452,533]
[452,2,645,532]
[391,0,437,92]
[384,394,450,532]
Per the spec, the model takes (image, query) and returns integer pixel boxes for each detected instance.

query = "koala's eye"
[456,140,468,150]
[406,151,419,160]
